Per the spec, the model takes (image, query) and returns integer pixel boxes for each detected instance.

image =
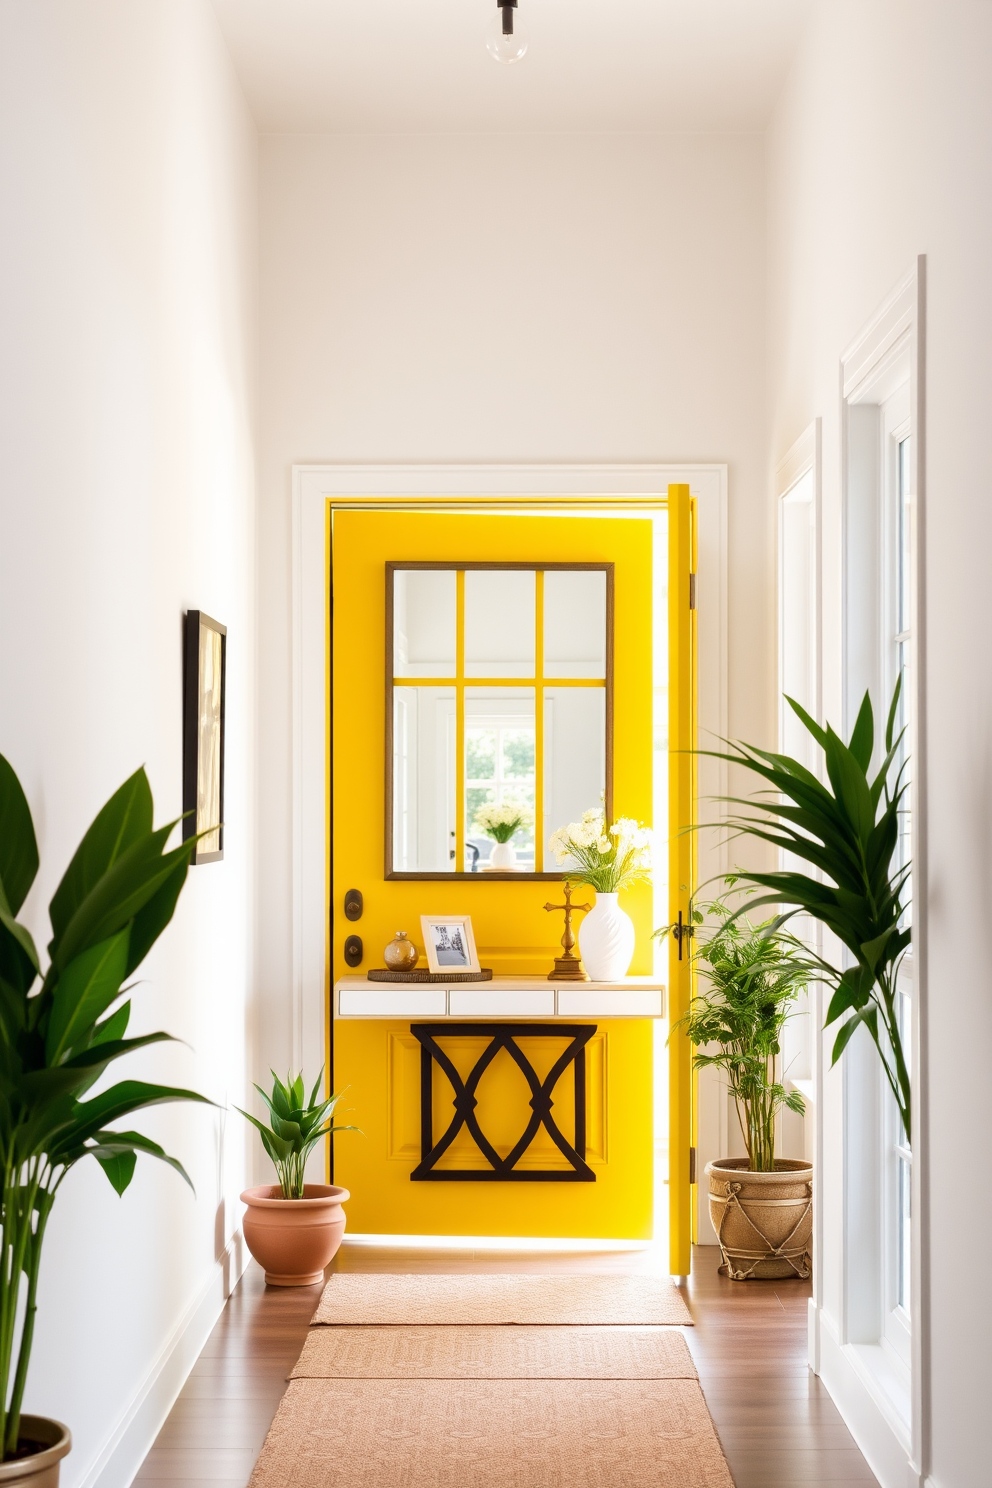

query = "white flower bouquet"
[473,801,533,844]
[548,809,653,893]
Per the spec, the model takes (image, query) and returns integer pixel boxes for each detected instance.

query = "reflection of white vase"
[488,841,518,870]
[578,893,635,980]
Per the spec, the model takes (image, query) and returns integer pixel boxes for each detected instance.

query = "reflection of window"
[465,721,536,866]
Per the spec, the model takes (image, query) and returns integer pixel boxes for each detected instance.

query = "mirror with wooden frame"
[386,562,613,879]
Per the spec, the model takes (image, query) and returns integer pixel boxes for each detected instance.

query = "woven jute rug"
[291,1324,698,1380]
[249,1377,733,1488]
[311,1273,694,1327]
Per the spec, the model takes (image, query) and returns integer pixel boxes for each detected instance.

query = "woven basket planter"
[705,1157,813,1281]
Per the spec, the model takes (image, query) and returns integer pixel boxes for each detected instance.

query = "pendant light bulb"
[487,0,527,64]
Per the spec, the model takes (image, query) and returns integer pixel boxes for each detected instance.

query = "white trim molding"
[86,1233,247,1488]
[291,462,729,1193]
[812,257,927,1488]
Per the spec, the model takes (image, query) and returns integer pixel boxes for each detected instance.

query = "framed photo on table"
[420,915,481,975]
[183,610,226,864]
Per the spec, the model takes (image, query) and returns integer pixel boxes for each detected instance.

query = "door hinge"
[688,573,696,610]
[689,1146,697,1185]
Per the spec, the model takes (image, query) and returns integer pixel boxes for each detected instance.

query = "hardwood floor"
[133,1242,879,1487]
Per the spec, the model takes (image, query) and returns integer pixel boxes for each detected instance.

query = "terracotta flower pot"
[240,1184,350,1286]
[705,1158,813,1281]
[0,1417,71,1487]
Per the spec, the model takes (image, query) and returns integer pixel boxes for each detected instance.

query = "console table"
[333,975,666,1021]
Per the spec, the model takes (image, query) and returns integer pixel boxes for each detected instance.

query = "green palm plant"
[703,682,911,1140]
[237,1071,357,1199]
[0,754,212,1459]
[666,895,809,1172]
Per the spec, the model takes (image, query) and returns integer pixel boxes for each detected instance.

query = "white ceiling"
[211,0,811,134]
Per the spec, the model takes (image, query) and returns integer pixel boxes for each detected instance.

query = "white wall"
[0,4,257,1485]
[257,129,772,1080]
[768,4,992,1484]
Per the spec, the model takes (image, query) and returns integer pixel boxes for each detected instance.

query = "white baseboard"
[813,1307,921,1488]
[75,1231,248,1488]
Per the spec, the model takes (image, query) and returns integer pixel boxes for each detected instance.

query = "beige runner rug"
[251,1377,733,1488]
[311,1272,693,1326]
[292,1323,698,1379]
[249,1276,732,1488]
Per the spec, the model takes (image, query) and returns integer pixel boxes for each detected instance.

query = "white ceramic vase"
[578,892,635,980]
[488,840,518,870]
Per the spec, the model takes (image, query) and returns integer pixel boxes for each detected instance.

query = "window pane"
[391,686,456,871]
[392,570,457,678]
[544,570,607,678]
[464,688,536,869]
[464,570,535,677]
[898,437,912,636]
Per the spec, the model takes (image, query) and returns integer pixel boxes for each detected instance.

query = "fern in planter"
[702,682,912,1140]
[0,755,211,1459]
[665,894,809,1172]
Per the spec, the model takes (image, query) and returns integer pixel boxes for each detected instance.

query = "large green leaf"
[0,882,40,982]
[125,853,191,976]
[49,768,153,941]
[45,930,130,1065]
[52,828,192,972]
[51,1079,215,1156]
[89,1129,194,1192]
[0,754,39,916]
[95,1150,136,1195]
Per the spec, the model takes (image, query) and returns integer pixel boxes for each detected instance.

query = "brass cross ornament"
[544,881,592,981]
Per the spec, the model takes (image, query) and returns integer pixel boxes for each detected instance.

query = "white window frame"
[835,259,928,1480]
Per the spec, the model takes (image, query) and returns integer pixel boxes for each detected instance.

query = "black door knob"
[344,889,363,921]
[344,935,363,968]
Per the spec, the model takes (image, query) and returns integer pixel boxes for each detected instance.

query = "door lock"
[344,888,364,921]
[344,935,363,968]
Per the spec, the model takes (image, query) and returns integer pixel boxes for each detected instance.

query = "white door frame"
[291,463,730,1170]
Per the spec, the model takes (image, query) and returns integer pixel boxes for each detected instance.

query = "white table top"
[334,975,666,1021]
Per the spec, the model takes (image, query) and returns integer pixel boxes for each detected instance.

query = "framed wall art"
[183,610,226,864]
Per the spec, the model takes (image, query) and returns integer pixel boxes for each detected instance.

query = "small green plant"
[237,1072,357,1199]
[701,683,912,1140]
[660,893,808,1171]
[0,755,211,1458]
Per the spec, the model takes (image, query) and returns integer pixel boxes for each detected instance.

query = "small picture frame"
[183,610,227,865]
[420,915,481,975]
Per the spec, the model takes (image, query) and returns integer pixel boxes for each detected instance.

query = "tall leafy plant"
[703,683,911,1140]
[666,895,808,1172]
[0,755,211,1458]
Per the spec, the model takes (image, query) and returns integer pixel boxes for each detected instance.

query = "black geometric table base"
[409,1023,597,1182]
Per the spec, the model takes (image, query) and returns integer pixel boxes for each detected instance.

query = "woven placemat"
[367,968,494,983]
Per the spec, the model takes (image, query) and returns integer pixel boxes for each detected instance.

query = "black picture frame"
[183,610,227,865]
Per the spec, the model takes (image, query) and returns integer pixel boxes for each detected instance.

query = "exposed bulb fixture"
[487,0,528,64]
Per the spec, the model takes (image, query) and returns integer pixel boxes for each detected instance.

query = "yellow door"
[667,484,697,1275]
[330,509,657,1239]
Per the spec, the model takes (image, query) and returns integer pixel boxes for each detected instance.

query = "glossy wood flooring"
[133,1242,879,1488]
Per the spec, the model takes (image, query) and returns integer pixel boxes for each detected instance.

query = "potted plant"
[237,1072,356,1286]
[703,684,912,1143]
[473,802,532,871]
[0,755,211,1482]
[548,811,652,980]
[665,892,813,1280]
